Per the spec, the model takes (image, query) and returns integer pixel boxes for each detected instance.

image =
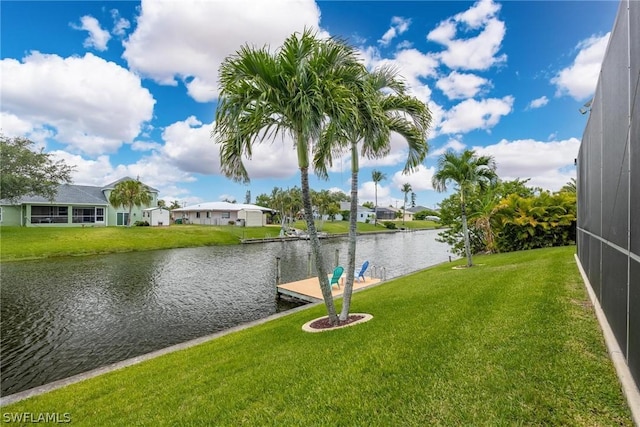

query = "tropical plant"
[0,135,74,202]
[371,169,387,226]
[432,149,497,267]
[214,29,364,325]
[493,191,576,252]
[108,179,153,227]
[315,66,430,320]
[401,183,412,225]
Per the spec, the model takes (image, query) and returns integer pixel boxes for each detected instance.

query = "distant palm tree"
[371,169,387,226]
[108,179,153,227]
[432,149,497,267]
[401,183,412,225]
[214,29,363,325]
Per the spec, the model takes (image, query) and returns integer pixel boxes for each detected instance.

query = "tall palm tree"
[401,183,412,225]
[108,179,153,227]
[371,169,387,226]
[214,29,363,325]
[432,149,497,267]
[316,66,430,320]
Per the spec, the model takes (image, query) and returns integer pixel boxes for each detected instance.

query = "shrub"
[228,220,235,225]
[383,221,396,229]
[134,221,150,226]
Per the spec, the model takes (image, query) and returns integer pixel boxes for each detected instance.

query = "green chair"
[330,266,344,289]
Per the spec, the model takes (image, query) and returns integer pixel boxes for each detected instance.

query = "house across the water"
[0,177,159,227]
[172,202,273,227]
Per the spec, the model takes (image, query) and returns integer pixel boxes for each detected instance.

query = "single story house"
[172,202,274,227]
[0,177,159,227]
[338,202,375,223]
[374,207,400,221]
[142,207,170,226]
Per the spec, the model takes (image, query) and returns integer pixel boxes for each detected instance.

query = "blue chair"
[330,266,344,289]
[355,261,369,282]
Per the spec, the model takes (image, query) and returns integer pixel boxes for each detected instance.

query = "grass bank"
[0,221,439,262]
[2,246,632,425]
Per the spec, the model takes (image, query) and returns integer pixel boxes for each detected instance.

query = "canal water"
[0,229,451,396]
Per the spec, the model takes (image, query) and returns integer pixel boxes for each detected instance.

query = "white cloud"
[70,15,111,51]
[378,16,411,46]
[362,46,438,103]
[439,96,514,134]
[436,71,490,100]
[430,138,466,157]
[122,0,323,102]
[110,9,131,38]
[427,0,506,71]
[162,116,300,181]
[130,140,162,152]
[473,137,580,191]
[358,180,391,204]
[162,116,219,174]
[528,96,549,109]
[391,164,436,192]
[1,52,155,155]
[552,32,610,100]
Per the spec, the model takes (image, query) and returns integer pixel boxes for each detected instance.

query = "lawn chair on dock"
[330,266,344,289]
[355,261,369,282]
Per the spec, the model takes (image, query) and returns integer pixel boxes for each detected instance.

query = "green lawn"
[2,246,632,426]
[0,225,279,261]
[293,219,439,233]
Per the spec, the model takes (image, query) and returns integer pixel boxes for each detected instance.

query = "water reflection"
[0,230,451,396]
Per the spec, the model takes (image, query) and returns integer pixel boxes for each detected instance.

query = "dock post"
[334,248,339,268]
[307,252,312,277]
[275,257,281,286]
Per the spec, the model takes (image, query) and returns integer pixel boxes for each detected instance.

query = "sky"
[0,0,621,209]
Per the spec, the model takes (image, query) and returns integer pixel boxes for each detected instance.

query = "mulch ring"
[302,313,373,333]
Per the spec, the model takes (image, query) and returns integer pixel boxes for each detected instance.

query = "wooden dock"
[277,275,381,303]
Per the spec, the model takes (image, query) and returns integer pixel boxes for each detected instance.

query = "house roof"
[376,206,399,213]
[172,202,274,212]
[102,176,159,193]
[0,177,158,206]
[339,202,373,211]
[143,207,170,211]
[1,184,108,205]
[407,205,431,213]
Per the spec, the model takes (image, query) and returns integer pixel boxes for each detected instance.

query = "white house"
[172,202,273,227]
[142,207,170,226]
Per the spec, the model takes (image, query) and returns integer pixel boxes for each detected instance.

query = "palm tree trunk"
[300,167,338,325]
[340,146,359,321]
[127,205,133,227]
[460,201,473,267]
[374,184,378,226]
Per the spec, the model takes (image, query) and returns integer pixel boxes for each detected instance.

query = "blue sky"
[1,0,619,209]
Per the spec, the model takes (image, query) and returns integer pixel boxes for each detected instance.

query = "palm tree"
[371,169,387,226]
[432,149,497,267]
[316,66,430,320]
[108,179,153,227]
[214,29,363,325]
[401,183,412,225]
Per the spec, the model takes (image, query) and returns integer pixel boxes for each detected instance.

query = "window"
[116,212,129,226]
[31,205,68,223]
[206,212,211,218]
[222,212,230,219]
[196,212,201,218]
[96,208,104,222]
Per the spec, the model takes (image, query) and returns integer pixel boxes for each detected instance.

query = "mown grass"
[293,219,439,233]
[0,221,440,262]
[2,246,632,426]
[0,225,278,261]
